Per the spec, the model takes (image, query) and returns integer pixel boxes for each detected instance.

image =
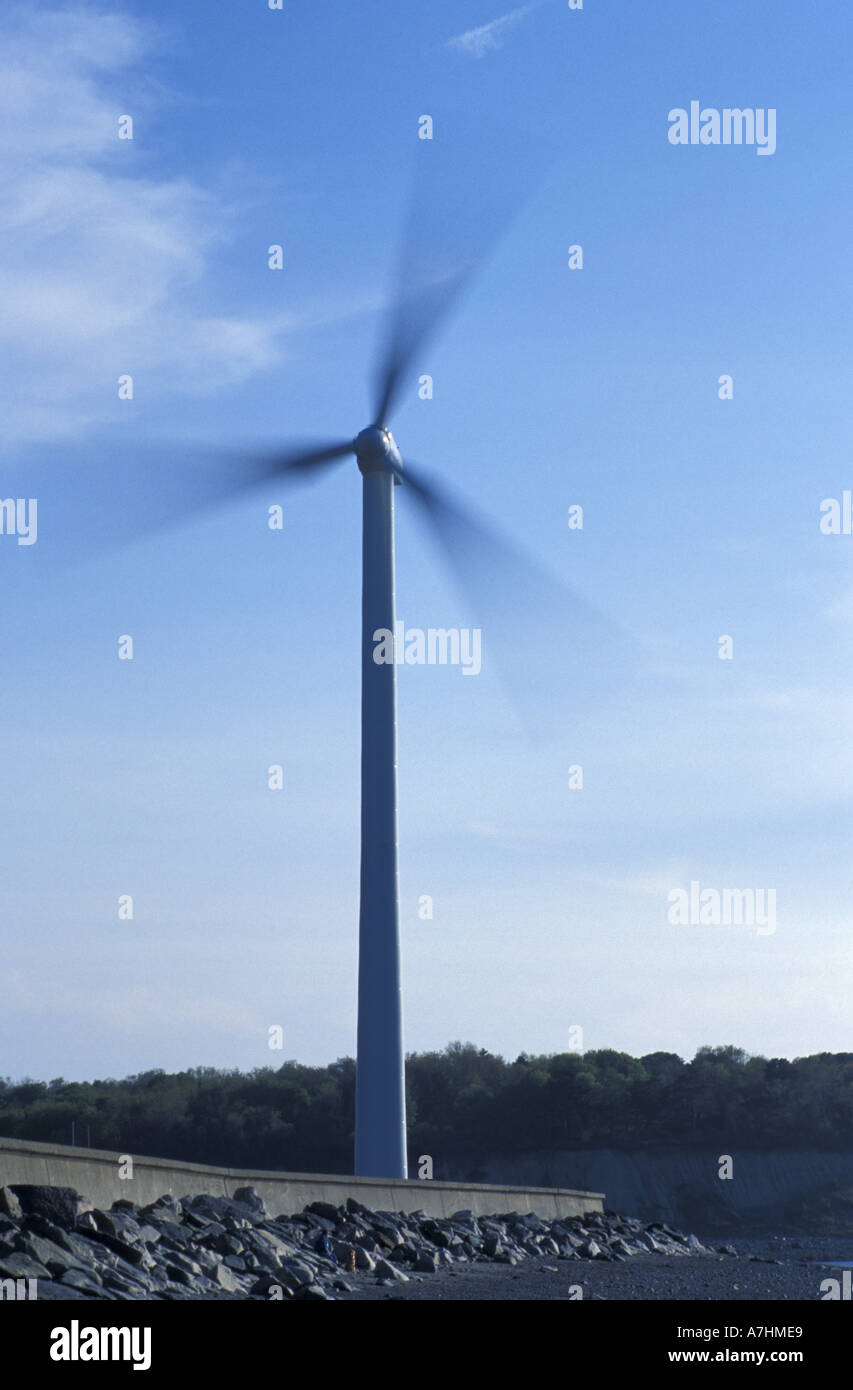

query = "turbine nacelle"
[354,426,403,478]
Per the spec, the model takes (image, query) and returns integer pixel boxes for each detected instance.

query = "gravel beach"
[344,1236,851,1301]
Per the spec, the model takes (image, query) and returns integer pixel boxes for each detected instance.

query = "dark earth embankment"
[444,1149,853,1235]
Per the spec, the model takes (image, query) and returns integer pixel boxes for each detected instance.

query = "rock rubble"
[0,1183,731,1300]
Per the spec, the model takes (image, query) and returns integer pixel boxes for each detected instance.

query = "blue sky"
[2,0,853,1085]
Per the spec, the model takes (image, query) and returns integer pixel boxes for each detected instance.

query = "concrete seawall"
[0,1137,604,1220]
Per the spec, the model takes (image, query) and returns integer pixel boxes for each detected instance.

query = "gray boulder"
[0,1188,23,1219]
[11,1186,78,1231]
[213,1261,241,1292]
[20,1233,79,1277]
[0,1252,50,1280]
[233,1187,267,1216]
[33,1279,88,1300]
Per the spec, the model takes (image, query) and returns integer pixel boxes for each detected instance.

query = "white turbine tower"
[353,423,407,1176]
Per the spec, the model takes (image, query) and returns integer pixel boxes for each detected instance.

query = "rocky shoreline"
[0,1183,732,1301]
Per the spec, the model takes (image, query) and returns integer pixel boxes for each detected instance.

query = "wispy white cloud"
[8,967,259,1039]
[466,821,570,844]
[447,4,540,60]
[0,4,290,446]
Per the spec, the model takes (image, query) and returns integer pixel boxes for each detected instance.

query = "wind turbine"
[234,120,551,1179]
[8,116,630,1181]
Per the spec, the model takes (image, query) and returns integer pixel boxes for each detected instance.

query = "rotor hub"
[354,426,402,476]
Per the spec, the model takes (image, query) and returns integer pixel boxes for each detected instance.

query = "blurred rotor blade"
[372,112,554,429]
[395,458,640,730]
[267,440,354,475]
[0,436,353,569]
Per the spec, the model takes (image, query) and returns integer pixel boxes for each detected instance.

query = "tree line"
[2,1043,852,1175]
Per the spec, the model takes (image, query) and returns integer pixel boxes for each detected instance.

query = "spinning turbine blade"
[2,438,353,568]
[396,458,639,728]
[372,112,554,428]
[268,440,355,475]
